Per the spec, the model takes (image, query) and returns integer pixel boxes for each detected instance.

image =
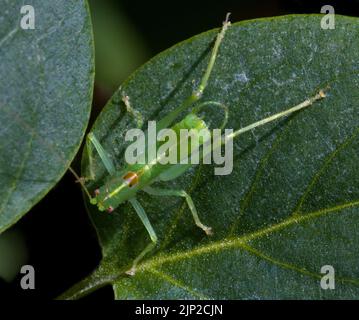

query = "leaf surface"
[66,15,359,299]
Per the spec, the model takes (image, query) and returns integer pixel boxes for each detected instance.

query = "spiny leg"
[126,198,158,276]
[82,133,96,181]
[227,89,327,140]
[144,186,212,236]
[70,133,116,201]
[156,13,231,131]
[195,89,328,163]
[85,94,143,179]
[86,132,116,177]
[194,12,231,98]
[86,94,144,178]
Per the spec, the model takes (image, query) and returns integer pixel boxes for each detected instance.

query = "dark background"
[0,0,358,300]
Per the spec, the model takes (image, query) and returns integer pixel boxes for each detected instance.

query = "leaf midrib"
[137,199,359,272]
[143,240,359,300]
[103,199,359,300]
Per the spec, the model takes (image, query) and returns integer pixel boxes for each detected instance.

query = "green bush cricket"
[73,13,327,275]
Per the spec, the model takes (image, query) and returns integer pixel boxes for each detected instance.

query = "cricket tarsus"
[72,13,328,276]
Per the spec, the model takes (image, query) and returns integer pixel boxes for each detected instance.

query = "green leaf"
[0,0,94,233]
[63,15,359,299]
[0,228,27,282]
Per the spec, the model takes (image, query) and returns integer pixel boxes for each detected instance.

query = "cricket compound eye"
[123,171,139,188]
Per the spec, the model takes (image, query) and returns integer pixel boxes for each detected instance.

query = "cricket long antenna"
[68,166,93,200]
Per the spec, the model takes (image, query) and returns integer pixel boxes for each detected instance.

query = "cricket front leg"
[70,132,108,186]
[126,198,158,276]
[70,132,117,201]
[144,186,212,236]
[86,132,116,178]
[85,93,147,177]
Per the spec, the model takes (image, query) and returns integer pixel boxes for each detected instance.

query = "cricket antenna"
[68,166,93,201]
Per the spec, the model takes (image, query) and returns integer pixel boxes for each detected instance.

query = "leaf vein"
[293,127,359,213]
[241,243,359,287]
[147,267,210,299]
[139,199,359,270]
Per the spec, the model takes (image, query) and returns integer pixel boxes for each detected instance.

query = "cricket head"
[90,171,140,213]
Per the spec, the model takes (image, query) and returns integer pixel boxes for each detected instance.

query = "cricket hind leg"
[193,12,231,98]
[126,198,158,276]
[156,13,231,131]
[144,186,212,236]
[228,89,327,140]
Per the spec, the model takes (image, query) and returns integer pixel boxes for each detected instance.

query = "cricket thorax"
[90,170,142,213]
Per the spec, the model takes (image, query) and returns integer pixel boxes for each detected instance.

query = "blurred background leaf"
[0,0,94,234]
[0,229,27,283]
[89,0,149,91]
